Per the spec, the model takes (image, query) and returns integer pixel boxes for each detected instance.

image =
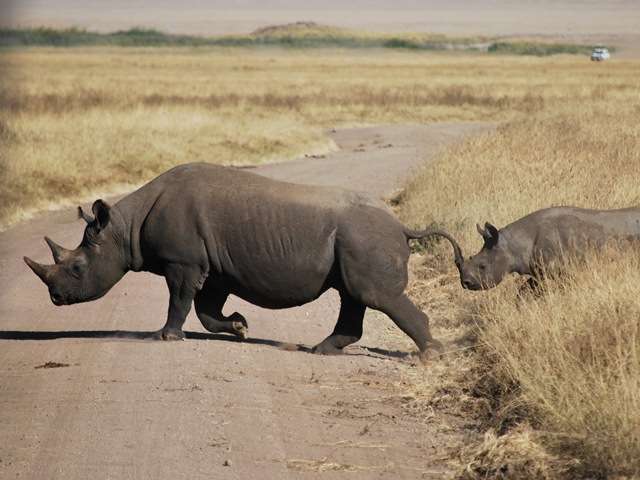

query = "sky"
[1,0,639,36]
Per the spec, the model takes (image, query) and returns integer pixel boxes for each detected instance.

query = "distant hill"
[251,22,338,37]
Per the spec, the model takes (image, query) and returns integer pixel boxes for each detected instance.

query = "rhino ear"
[78,206,94,224]
[483,222,499,248]
[477,222,499,248]
[91,200,111,231]
[485,222,499,239]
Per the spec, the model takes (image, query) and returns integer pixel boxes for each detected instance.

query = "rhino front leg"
[194,289,248,340]
[155,264,201,341]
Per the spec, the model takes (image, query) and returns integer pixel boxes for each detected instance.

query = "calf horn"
[406,227,465,274]
[24,256,52,284]
[44,236,71,264]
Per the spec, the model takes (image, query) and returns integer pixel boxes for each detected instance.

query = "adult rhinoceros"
[25,163,450,356]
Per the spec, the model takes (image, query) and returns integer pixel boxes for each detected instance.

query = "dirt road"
[0,123,488,479]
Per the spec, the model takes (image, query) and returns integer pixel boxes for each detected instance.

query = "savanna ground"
[1,45,638,227]
[1,34,640,479]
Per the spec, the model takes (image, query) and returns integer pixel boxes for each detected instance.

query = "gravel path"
[0,122,490,479]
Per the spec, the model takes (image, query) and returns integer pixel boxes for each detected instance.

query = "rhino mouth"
[461,278,480,290]
[50,293,65,306]
[50,288,111,306]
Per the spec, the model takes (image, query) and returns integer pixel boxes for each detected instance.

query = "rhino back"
[120,163,376,307]
[507,206,640,268]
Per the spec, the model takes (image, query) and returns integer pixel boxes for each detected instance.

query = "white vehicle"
[591,47,610,61]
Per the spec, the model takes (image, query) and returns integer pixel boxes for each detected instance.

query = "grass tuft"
[459,424,576,480]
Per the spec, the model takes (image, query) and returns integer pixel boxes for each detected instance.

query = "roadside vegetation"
[398,86,640,478]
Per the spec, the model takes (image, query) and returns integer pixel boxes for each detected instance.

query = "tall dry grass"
[400,104,640,246]
[399,85,640,476]
[1,47,638,227]
[476,250,640,477]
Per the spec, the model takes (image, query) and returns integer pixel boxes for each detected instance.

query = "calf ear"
[477,222,499,248]
[91,199,111,231]
[484,222,500,247]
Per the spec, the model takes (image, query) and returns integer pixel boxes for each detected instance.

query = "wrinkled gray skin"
[456,207,640,290]
[24,163,455,356]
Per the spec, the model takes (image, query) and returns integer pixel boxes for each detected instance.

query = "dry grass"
[398,67,640,478]
[400,105,640,247]
[286,457,380,473]
[459,424,576,480]
[1,47,638,227]
[475,250,640,477]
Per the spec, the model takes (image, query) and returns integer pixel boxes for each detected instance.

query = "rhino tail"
[404,226,465,271]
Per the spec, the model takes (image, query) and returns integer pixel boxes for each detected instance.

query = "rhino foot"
[199,312,248,340]
[416,340,445,363]
[231,321,248,340]
[311,341,344,355]
[153,328,186,341]
[228,313,248,340]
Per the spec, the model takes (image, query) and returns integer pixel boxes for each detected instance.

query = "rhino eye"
[70,262,85,278]
[479,264,487,271]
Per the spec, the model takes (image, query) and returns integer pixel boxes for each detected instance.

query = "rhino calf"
[24,163,450,356]
[451,206,640,290]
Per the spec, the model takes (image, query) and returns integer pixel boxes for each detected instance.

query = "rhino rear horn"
[44,236,71,264]
[24,256,52,284]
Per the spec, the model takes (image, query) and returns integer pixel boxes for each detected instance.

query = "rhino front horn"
[44,236,70,264]
[24,256,52,284]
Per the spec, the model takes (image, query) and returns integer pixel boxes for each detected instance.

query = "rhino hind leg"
[375,293,443,356]
[194,289,248,340]
[312,292,365,355]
